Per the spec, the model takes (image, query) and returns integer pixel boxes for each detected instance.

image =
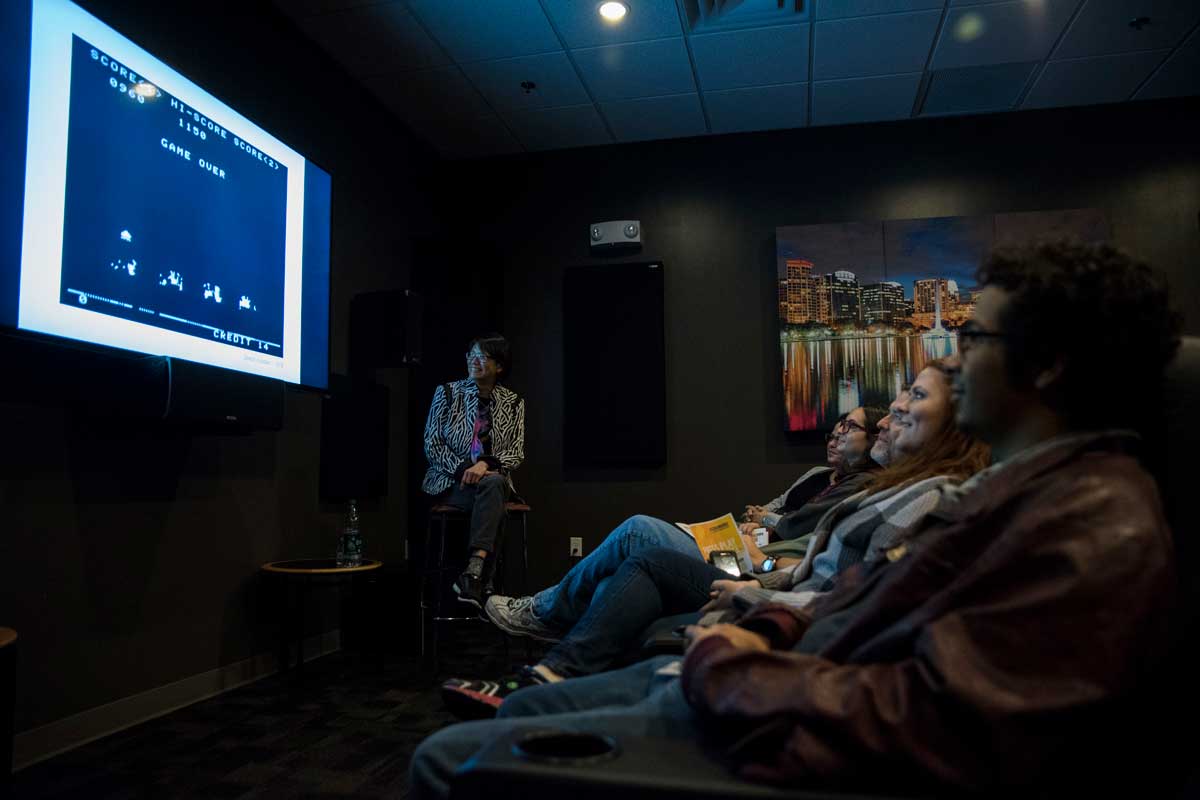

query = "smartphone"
[708,550,741,576]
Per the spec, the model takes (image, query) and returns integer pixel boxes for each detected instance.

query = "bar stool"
[419,502,531,668]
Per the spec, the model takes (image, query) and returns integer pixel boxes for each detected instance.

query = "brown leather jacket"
[681,432,1175,792]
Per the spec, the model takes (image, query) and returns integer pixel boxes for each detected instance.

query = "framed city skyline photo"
[776,209,1109,432]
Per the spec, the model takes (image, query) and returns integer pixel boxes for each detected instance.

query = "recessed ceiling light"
[599,2,627,22]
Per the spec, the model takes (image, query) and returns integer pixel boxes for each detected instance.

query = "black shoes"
[452,570,485,609]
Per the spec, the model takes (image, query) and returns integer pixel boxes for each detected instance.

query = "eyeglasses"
[825,420,866,441]
[958,323,1008,354]
[465,351,493,363]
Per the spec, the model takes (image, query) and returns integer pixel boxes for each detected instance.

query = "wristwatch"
[760,556,776,573]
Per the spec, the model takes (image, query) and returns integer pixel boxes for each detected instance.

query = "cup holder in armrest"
[512,731,620,766]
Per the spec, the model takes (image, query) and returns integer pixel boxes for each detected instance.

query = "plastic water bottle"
[337,499,363,567]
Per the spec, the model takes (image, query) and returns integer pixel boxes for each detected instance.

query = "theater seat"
[452,338,1200,800]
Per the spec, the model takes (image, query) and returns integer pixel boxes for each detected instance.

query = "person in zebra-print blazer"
[422,333,526,608]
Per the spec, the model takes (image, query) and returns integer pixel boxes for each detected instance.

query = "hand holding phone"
[707,550,740,576]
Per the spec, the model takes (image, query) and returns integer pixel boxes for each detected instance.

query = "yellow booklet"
[674,513,753,574]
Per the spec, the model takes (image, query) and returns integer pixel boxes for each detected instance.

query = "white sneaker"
[484,595,562,643]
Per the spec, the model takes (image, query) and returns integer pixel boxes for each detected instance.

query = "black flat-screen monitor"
[1,0,331,388]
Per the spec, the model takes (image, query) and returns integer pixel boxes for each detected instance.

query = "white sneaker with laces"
[484,595,562,642]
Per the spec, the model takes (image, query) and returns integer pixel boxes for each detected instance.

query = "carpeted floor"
[13,628,545,800]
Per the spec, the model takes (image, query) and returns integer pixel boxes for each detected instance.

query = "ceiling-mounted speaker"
[589,220,642,252]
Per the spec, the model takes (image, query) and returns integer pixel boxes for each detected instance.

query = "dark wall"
[0,0,438,733]
[436,97,1200,589]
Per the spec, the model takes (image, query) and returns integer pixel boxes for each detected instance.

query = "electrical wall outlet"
[569,537,583,557]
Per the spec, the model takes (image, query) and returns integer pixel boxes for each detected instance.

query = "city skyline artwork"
[776,209,1109,432]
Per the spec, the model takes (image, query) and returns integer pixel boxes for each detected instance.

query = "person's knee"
[499,681,570,719]
[477,473,506,493]
[410,722,492,799]
[619,515,659,542]
[497,691,536,719]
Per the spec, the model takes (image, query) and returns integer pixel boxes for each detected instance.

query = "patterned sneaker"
[440,666,547,720]
[484,595,562,643]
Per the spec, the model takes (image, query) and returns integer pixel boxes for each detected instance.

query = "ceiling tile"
[690,25,810,90]
[461,52,589,112]
[364,67,493,121]
[1054,0,1200,59]
[601,93,708,141]
[1135,28,1200,99]
[407,0,560,62]
[932,0,1079,70]
[503,104,613,150]
[296,2,450,76]
[682,0,811,33]
[542,0,685,48]
[705,82,809,134]
[817,0,944,20]
[814,10,942,80]
[572,38,697,100]
[408,115,523,159]
[1025,50,1170,108]
[923,62,1037,114]
[811,73,922,126]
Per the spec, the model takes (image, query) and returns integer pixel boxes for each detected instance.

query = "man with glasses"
[422,333,525,608]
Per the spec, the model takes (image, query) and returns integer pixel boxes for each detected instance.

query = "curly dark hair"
[976,240,1181,431]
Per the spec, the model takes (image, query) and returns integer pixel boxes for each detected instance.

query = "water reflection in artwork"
[782,334,957,432]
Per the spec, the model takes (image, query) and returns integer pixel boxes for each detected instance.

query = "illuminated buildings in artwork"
[781,259,826,323]
[914,278,952,315]
[862,281,904,325]
[824,270,861,325]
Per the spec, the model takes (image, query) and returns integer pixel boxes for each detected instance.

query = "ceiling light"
[953,12,985,42]
[599,2,627,22]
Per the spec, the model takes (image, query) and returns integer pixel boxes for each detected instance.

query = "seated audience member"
[742,399,899,571]
[421,333,525,608]
[412,241,1180,798]
[744,406,888,548]
[483,407,886,643]
[443,372,984,712]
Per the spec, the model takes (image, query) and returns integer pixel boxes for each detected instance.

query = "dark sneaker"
[440,666,547,720]
[452,571,485,609]
[484,595,562,643]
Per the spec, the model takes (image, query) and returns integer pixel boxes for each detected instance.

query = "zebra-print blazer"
[421,378,526,495]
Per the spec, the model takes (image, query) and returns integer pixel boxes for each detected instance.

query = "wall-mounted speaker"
[350,289,422,376]
[588,220,642,252]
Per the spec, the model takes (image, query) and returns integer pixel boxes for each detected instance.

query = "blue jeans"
[410,656,730,800]
[539,547,728,677]
[532,515,700,628]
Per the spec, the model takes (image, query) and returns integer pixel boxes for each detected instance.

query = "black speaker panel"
[563,262,666,468]
[350,289,422,375]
